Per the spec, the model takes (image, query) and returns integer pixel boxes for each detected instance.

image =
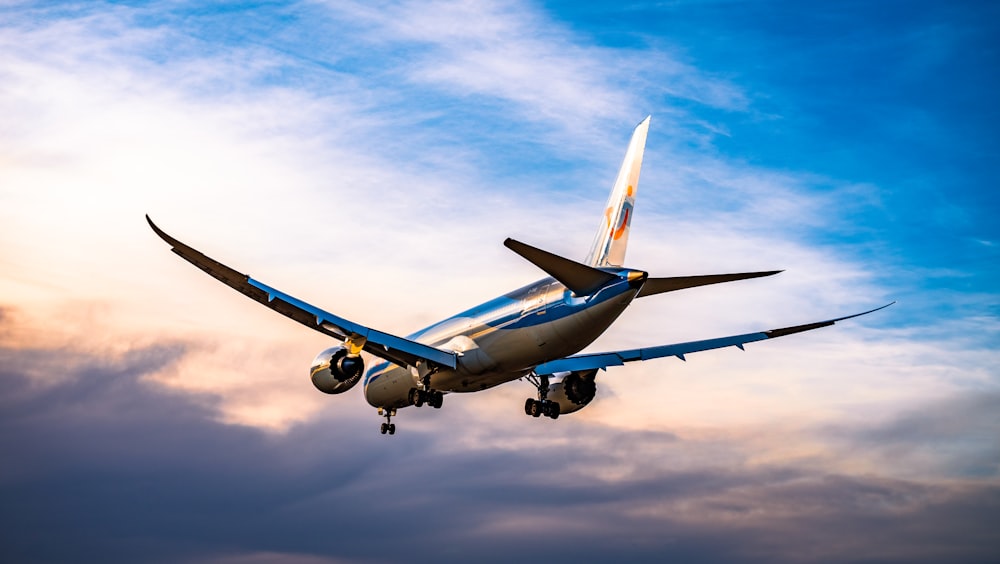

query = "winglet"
[764,302,895,338]
[146,214,174,245]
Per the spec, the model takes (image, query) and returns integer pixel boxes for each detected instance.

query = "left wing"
[146,215,457,371]
[534,303,893,375]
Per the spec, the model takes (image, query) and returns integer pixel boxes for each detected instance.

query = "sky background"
[1,0,998,562]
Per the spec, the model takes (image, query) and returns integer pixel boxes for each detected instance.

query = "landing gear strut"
[378,407,397,435]
[524,373,560,420]
[408,371,444,409]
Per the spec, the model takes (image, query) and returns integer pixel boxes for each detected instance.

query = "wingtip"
[146,213,162,234]
[876,301,896,312]
[765,301,894,339]
[833,301,896,324]
[145,214,178,247]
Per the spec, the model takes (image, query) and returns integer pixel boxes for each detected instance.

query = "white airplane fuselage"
[340,271,643,409]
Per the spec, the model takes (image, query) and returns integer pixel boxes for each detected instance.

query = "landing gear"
[408,370,444,409]
[377,407,397,435]
[408,387,443,408]
[524,373,560,420]
[524,398,560,419]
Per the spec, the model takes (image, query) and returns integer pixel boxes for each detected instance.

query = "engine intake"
[563,371,597,405]
[310,346,364,394]
[546,369,598,415]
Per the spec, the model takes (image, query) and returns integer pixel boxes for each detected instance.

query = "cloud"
[0,0,993,450]
[1,328,998,563]
[315,0,749,147]
[1,2,997,562]
[0,0,774,433]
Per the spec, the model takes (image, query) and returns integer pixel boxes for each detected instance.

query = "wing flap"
[534,303,893,375]
[147,215,458,370]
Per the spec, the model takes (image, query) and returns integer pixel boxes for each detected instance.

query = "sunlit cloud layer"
[1,0,997,561]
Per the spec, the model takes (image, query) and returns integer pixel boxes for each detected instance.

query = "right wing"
[146,215,457,371]
[533,303,893,375]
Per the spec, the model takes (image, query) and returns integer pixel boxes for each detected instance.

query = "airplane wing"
[146,215,457,371]
[533,303,893,375]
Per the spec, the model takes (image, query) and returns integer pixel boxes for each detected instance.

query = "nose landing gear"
[377,407,397,435]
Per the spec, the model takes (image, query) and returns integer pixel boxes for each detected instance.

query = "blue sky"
[1,1,998,562]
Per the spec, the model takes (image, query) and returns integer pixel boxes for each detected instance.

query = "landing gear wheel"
[530,400,543,418]
[410,387,443,408]
[388,423,396,435]
[547,401,560,420]
[380,422,388,434]
[525,372,559,420]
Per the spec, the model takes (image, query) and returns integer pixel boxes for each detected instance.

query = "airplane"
[147,116,891,435]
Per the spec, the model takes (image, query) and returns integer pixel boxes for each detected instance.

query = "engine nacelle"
[310,346,364,394]
[546,369,598,415]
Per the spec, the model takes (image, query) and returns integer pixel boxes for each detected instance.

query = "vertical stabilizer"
[585,116,650,267]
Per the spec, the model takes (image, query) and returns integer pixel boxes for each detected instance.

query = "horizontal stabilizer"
[636,270,783,298]
[504,238,618,296]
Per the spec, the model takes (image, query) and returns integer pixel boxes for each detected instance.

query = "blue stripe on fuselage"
[362,270,638,387]
[410,275,633,341]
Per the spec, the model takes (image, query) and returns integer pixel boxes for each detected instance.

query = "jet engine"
[546,369,598,415]
[309,346,364,394]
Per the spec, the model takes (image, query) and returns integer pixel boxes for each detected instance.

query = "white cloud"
[0,1,994,447]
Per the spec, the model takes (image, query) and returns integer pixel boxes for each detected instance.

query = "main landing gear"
[378,407,397,435]
[408,371,444,409]
[381,374,444,435]
[408,387,444,408]
[524,373,560,420]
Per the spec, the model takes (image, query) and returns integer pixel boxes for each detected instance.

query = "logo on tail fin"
[613,202,632,240]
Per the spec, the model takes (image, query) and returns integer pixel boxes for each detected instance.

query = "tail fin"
[585,116,650,267]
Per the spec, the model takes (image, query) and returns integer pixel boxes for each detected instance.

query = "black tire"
[380,423,388,434]
[433,391,444,409]
[525,398,535,415]
[408,388,419,406]
[549,402,560,420]
[388,424,396,435]
[530,400,542,418]
[414,390,425,408]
